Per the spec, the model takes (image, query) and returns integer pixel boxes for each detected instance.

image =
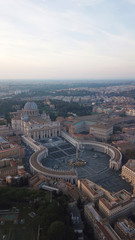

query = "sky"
[0,0,135,80]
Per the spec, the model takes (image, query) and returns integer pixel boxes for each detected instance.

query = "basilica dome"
[24,101,38,110]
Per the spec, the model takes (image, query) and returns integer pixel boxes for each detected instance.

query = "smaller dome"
[24,101,38,110]
[21,113,28,122]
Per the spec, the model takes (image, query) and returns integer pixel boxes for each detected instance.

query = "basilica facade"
[11,101,61,139]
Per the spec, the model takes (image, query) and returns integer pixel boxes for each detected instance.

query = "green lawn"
[0,219,38,240]
[11,226,37,240]
[0,205,39,240]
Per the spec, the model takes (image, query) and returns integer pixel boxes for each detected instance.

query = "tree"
[125,149,135,158]
[46,221,76,240]
[47,221,66,240]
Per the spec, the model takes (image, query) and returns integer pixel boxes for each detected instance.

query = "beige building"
[122,159,135,185]
[90,123,113,141]
[73,121,96,134]
[95,221,122,240]
[99,190,135,221]
[0,159,27,180]
[115,218,135,240]
[0,143,24,160]
[0,125,12,137]
[84,203,102,225]
[78,179,104,202]
[0,165,17,179]
[0,136,24,160]
[11,101,61,139]
[84,203,121,240]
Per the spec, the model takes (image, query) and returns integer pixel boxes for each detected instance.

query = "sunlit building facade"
[11,101,61,139]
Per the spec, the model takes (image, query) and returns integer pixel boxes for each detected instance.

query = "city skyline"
[1,0,135,80]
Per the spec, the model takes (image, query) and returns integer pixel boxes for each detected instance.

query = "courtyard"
[39,138,133,193]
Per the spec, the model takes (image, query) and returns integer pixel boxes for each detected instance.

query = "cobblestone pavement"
[40,138,133,193]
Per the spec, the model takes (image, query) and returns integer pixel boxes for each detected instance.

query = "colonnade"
[29,148,78,184]
[61,131,122,171]
[30,128,61,140]
[24,131,122,186]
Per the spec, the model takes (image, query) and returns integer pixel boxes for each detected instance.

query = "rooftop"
[116,219,135,237]
[100,190,133,210]
[124,159,135,172]
[91,123,113,129]
[85,203,101,221]
[74,121,96,126]
[0,136,8,144]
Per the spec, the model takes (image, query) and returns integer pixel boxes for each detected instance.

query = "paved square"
[39,138,133,193]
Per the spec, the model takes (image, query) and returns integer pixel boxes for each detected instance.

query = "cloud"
[128,0,135,4]
[72,0,103,6]
[0,0,135,79]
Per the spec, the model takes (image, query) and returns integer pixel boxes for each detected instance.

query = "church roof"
[24,101,38,110]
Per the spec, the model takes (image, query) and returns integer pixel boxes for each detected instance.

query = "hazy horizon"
[1,0,135,80]
[0,79,135,84]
